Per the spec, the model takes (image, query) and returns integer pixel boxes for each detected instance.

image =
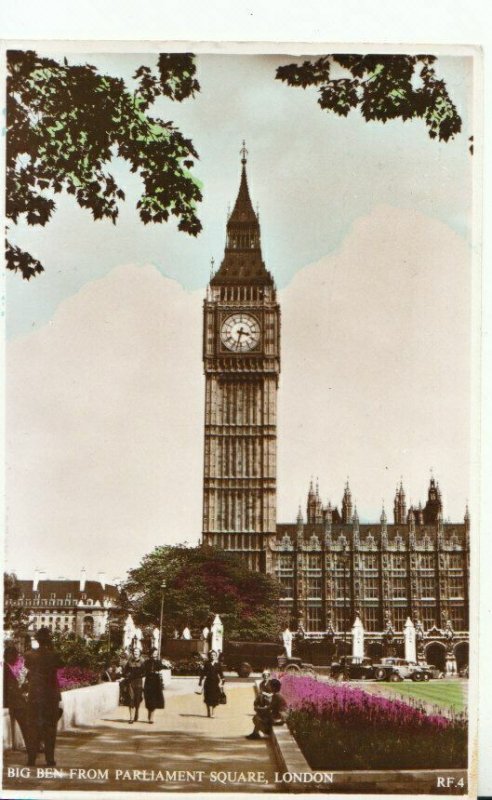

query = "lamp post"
[158,580,167,658]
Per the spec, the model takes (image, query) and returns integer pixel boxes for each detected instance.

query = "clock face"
[221,313,260,352]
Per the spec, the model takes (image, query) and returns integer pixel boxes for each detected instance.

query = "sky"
[4,51,474,581]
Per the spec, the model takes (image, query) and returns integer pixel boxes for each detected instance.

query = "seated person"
[246,678,287,739]
[254,670,273,714]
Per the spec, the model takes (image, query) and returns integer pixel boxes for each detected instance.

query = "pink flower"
[275,673,452,731]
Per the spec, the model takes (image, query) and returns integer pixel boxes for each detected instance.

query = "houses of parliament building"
[201,146,469,672]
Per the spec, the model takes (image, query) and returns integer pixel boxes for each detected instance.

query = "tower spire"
[342,479,353,524]
[240,139,248,164]
[211,143,273,287]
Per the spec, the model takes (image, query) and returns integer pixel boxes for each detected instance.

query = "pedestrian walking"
[3,645,31,756]
[198,650,224,718]
[143,647,165,724]
[24,627,63,766]
[121,646,145,723]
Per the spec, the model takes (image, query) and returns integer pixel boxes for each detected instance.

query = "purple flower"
[57,667,99,691]
[275,673,451,731]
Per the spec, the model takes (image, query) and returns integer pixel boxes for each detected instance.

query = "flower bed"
[10,657,99,692]
[278,674,467,771]
[57,666,99,691]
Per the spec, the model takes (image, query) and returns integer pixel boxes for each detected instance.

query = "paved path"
[3,682,280,794]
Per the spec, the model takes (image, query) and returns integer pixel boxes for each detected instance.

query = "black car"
[330,656,375,681]
[222,640,285,676]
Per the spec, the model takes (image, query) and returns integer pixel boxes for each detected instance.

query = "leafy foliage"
[6,50,202,278]
[276,55,462,142]
[122,544,282,642]
[3,572,31,638]
[51,631,116,672]
[169,656,204,676]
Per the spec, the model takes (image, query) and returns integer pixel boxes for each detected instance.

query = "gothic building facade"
[274,478,469,671]
[202,150,469,670]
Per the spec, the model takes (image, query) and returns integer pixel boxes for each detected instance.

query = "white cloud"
[5,206,471,579]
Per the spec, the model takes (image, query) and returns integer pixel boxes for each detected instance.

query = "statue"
[211,614,224,654]
[383,611,395,642]
[404,617,417,663]
[132,628,143,651]
[123,614,135,651]
[352,614,364,659]
[282,627,293,659]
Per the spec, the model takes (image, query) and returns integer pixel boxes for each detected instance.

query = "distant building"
[274,477,469,673]
[5,569,120,640]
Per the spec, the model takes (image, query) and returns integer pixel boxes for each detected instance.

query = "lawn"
[371,679,466,714]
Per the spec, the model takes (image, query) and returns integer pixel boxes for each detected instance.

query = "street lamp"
[158,580,167,658]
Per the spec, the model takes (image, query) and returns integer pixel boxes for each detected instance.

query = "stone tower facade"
[202,147,280,571]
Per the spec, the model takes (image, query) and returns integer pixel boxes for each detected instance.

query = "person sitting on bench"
[246,678,287,739]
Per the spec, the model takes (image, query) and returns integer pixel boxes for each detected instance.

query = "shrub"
[278,674,467,771]
[7,656,99,692]
[57,666,99,691]
[169,656,203,676]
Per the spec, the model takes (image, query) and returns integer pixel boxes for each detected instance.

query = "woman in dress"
[122,646,145,723]
[198,650,224,718]
[143,647,165,724]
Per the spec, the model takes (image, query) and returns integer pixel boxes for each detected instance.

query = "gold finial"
[240,140,248,164]
[210,257,215,280]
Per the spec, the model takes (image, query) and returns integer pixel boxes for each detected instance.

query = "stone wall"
[3,681,120,749]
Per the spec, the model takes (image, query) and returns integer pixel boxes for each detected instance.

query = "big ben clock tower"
[202,145,280,572]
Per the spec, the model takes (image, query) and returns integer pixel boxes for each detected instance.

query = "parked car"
[222,640,285,677]
[330,656,375,681]
[419,660,443,679]
[374,657,432,682]
[277,654,316,676]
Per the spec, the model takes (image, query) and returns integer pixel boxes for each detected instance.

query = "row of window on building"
[277,553,466,570]
[295,605,467,632]
[31,615,76,633]
[8,594,109,607]
[278,576,465,599]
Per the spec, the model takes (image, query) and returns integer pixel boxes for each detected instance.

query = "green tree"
[6,50,202,279]
[122,544,282,642]
[276,54,462,142]
[51,631,118,671]
[3,572,30,639]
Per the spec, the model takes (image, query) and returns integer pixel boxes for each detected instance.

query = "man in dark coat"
[3,644,32,757]
[25,627,63,767]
